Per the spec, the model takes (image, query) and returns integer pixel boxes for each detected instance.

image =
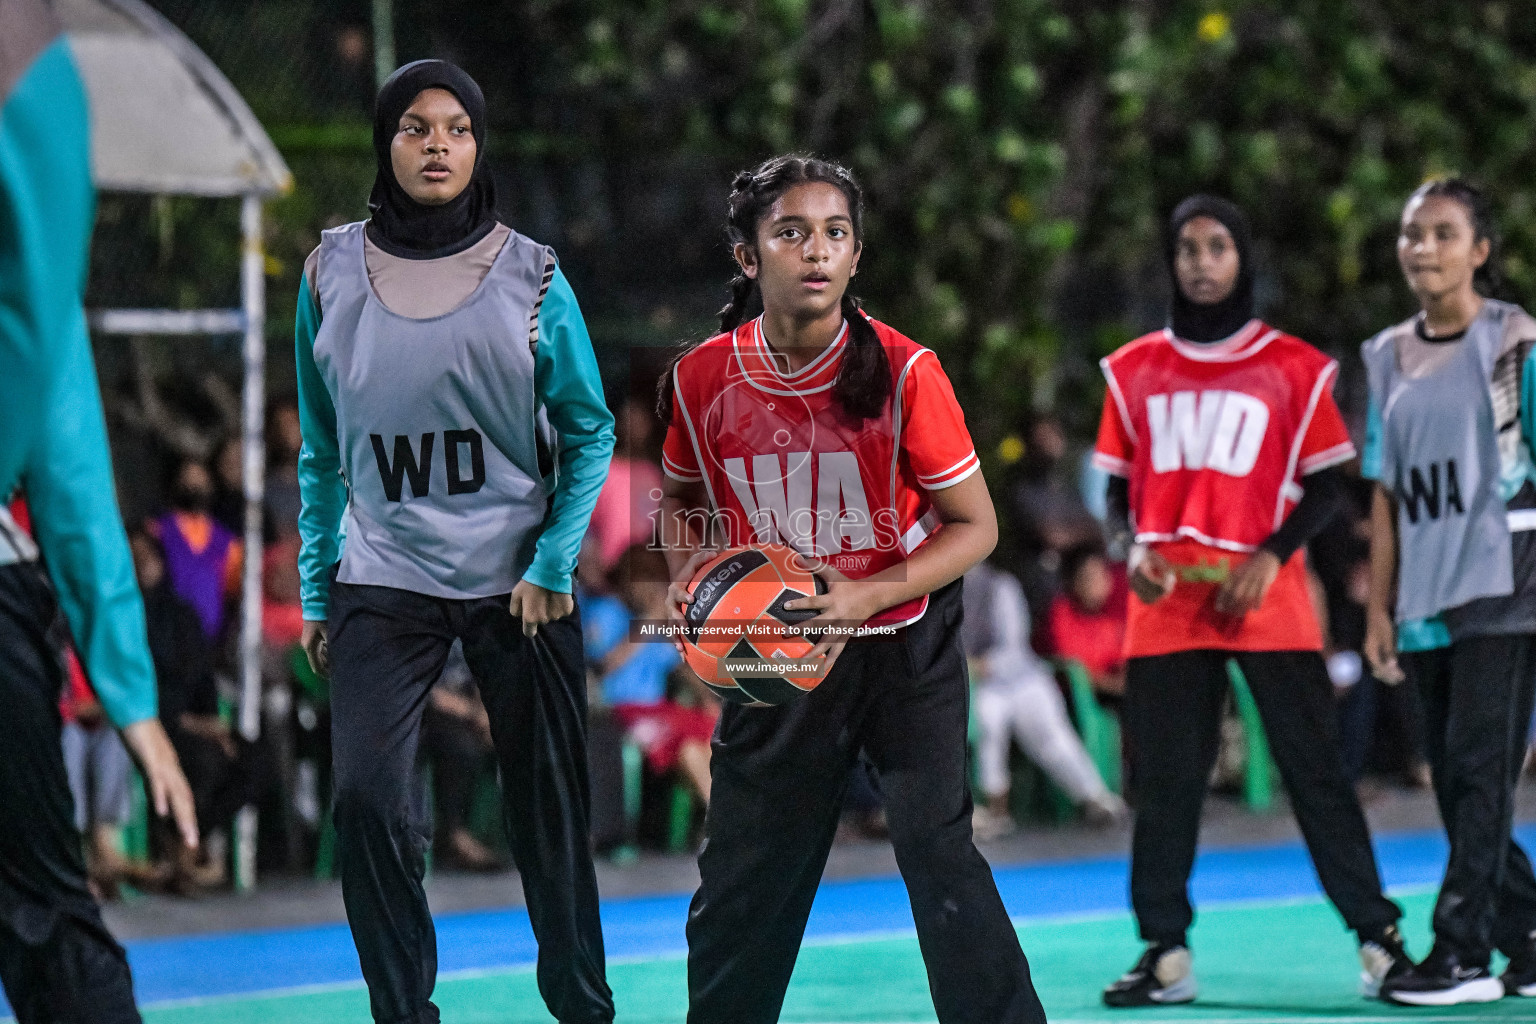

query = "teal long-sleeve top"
[1,26,158,726]
[294,254,615,620]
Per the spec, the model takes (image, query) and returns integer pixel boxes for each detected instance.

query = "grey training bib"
[1361,301,1527,623]
[312,221,557,600]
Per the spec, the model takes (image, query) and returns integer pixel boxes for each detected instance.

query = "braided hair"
[658,154,891,423]
[1407,177,1502,297]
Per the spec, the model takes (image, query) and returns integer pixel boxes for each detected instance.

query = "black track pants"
[686,580,1046,1024]
[1125,649,1400,947]
[1403,634,1536,967]
[0,563,140,1024]
[327,579,612,1024]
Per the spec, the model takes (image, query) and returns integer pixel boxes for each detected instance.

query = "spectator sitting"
[587,397,664,574]
[8,496,159,898]
[211,434,245,537]
[1008,414,1104,624]
[261,534,305,651]
[962,561,1126,839]
[60,640,164,900]
[130,526,266,893]
[1048,543,1128,700]
[1309,473,1428,787]
[599,544,718,806]
[578,537,629,657]
[264,396,304,542]
[150,458,242,642]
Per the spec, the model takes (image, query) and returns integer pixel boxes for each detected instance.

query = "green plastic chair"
[123,769,149,861]
[1224,659,1275,811]
[617,739,695,858]
[611,741,644,864]
[1057,659,1122,795]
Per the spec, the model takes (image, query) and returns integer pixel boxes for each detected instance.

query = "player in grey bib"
[1362,179,1536,1005]
[295,62,615,1024]
[313,218,555,598]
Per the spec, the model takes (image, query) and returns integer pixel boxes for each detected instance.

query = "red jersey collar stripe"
[1163,320,1277,362]
[732,316,848,392]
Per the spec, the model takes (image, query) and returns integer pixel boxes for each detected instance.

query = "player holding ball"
[1094,195,1409,1006]
[657,155,1046,1024]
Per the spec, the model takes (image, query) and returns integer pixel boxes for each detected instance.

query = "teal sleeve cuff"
[525,266,615,594]
[1522,346,1536,472]
[1360,395,1383,482]
[520,561,572,595]
[295,276,347,620]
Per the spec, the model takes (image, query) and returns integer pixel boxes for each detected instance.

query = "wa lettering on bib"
[663,316,980,628]
[1360,301,1536,623]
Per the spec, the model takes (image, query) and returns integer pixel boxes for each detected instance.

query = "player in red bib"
[659,156,1045,1024]
[1094,196,1408,1006]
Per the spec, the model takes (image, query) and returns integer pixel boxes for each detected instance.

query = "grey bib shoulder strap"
[527,244,557,356]
[315,221,369,321]
[513,237,560,480]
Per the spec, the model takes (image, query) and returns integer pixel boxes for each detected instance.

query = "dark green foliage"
[117,1,1536,452]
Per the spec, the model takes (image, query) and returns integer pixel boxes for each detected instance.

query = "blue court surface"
[6,825,1534,1021]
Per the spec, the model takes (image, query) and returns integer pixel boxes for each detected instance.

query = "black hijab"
[367,60,498,259]
[1166,194,1254,343]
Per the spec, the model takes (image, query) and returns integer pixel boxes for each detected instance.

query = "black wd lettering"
[371,433,434,501]
[445,429,486,495]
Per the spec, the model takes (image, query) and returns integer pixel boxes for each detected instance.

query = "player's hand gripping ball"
[680,544,829,706]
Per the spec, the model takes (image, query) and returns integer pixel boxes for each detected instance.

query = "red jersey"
[663,315,980,628]
[1092,321,1354,656]
[1047,570,1128,679]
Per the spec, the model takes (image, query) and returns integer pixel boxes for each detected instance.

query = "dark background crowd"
[38,375,1520,898]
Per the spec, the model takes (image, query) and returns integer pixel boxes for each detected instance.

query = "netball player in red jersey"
[1094,196,1410,1006]
[657,155,1045,1024]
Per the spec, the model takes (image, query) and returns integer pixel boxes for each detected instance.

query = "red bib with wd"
[1093,322,1354,656]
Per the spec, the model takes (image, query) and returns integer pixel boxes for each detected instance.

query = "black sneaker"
[1382,947,1504,1006]
[1358,924,1413,999]
[1103,945,1197,1007]
[1502,933,1536,997]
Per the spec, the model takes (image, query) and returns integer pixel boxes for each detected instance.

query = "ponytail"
[836,293,892,419]
[718,273,758,332]
[657,154,890,426]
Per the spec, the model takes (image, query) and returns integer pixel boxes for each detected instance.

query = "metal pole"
[235,194,266,892]
[373,0,396,91]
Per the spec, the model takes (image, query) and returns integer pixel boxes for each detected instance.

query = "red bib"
[664,316,979,628]
[1093,322,1353,656]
